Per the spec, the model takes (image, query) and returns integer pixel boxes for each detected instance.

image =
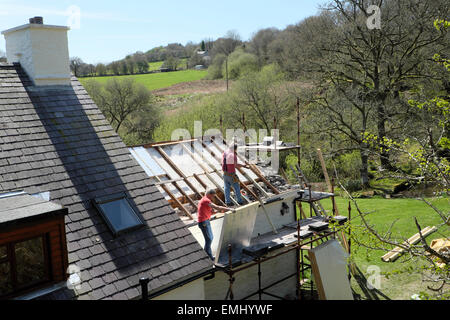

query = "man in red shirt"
[222,144,249,206]
[198,189,234,260]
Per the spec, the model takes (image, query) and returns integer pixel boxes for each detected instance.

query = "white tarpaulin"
[308,239,353,300]
[215,202,260,265]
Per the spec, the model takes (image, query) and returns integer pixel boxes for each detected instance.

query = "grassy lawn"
[79,69,207,91]
[316,196,449,300]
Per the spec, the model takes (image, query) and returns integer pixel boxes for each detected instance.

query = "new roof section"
[0,63,212,300]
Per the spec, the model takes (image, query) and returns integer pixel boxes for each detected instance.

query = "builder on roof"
[221,143,250,206]
[197,189,234,261]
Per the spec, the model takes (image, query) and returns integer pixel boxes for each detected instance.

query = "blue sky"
[0,0,327,64]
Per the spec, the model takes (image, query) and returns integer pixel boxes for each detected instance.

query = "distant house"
[0,18,212,300]
[196,51,211,65]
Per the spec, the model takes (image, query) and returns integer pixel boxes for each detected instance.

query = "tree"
[188,51,205,69]
[95,63,107,76]
[311,85,376,187]
[0,50,6,62]
[162,55,180,71]
[248,28,280,68]
[201,40,206,52]
[212,30,242,90]
[124,104,162,145]
[347,19,450,299]
[227,65,291,132]
[109,61,121,75]
[206,54,226,80]
[133,52,149,73]
[70,57,83,77]
[226,48,259,79]
[126,59,136,74]
[120,60,129,75]
[84,78,152,133]
[316,0,448,171]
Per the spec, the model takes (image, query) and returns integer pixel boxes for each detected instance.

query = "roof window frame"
[92,193,144,237]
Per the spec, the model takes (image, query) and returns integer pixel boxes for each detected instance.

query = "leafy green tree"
[206,54,226,79]
[225,48,259,80]
[162,55,180,71]
[95,63,107,76]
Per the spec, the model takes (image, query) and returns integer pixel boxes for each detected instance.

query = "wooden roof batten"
[128,136,297,221]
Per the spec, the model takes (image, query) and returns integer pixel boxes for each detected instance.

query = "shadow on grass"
[351,265,391,300]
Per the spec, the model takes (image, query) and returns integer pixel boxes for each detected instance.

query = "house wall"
[204,249,297,300]
[151,277,205,300]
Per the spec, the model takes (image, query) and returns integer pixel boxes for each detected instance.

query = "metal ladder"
[290,164,328,217]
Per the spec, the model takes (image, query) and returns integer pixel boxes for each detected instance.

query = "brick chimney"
[1,17,71,86]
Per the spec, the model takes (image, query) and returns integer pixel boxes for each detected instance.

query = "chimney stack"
[29,16,44,24]
[1,18,71,86]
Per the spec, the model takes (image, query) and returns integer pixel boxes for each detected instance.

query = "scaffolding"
[216,192,351,301]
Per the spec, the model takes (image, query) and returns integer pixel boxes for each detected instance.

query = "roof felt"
[0,63,212,300]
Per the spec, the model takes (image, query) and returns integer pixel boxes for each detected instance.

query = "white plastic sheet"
[215,202,260,264]
[308,239,353,300]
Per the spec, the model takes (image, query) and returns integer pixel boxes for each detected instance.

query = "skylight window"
[93,193,144,236]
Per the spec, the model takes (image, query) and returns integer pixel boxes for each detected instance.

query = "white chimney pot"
[2,22,71,86]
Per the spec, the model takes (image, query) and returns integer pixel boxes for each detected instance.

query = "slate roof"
[0,63,212,300]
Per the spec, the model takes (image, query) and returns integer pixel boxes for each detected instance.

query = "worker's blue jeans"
[223,174,244,206]
[198,220,214,260]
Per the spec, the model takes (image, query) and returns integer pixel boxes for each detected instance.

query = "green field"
[79,69,207,91]
[148,58,188,71]
[148,60,163,71]
[317,196,449,299]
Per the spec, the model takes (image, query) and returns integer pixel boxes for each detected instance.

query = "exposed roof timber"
[207,139,270,198]
[128,137,301,217]
[131,146,197,218]
[209,137,281,195]
[238,145,301,152]
[181,143,240,206]
[156,146,203,199]
[139,138,198,149]
[160,183,194,220]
